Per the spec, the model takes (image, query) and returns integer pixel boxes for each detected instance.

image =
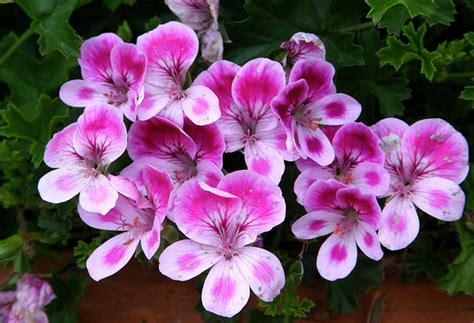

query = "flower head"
[194,59,294,183]
[59,33,147,122]
[136,22,220,125]
[292,180,383,280]
[272,58,361,165]
[372,118,469,250]
[0,274,55,323]
[38,103,127,214]
[294,122,390,203]
[80,166,173,281]
[159,171,286,317]
[281,32,326,67]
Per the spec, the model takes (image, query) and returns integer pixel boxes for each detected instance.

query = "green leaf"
[439,222,474,295]
[73,234,108,269]
[47,273,87,323]
[116,20,132,42]
[377,23,440,80]
[0,96,69,167]
[16,0,82,57]
[0,235,23,262]
[460,85,474,101]
[144,16,161,31]
[425,0,456,26]
[102,0,135,11]
[326,258,381,314]
[161,225,179,243]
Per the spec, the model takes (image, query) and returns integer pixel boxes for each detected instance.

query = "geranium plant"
[0,0,473,322]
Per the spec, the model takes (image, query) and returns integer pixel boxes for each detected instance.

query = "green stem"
[0,27,34,67]
[436,71,474,82]
[337,21,375,33]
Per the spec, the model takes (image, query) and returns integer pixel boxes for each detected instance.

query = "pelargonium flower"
[294,122,390,203]
[271,58,361,165]
[372,118,469,250]
[159,171,285,317]
[59,33,147,122]
[38,103,127,215]
[165,0,223,62]
[194,59,294,183]
[127,116,225,189]
[80,166,173,281]
[292,180,383,281]
[0,274,55,323]
[281,32,326,67]
[136,21,220,126]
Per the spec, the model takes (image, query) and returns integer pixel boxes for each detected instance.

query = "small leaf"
[47,273,87,323]
[116,20,132,42]
[161,225,179,243]
[102,0,135,11]
[0,235,23,262]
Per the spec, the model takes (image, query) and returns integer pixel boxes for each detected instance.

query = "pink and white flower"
[136,22,220,125]
[80,166,173,281]
[372,118,469,250]
[59,33,147,122]
[194,59,294,183]
[294,122,390,203]
[165,0,223,62]
[0,274,55,323]
[159,171,286,317]
[271,58,361,165]
[292,180,383,281]
[38,104,127,215]
[127,116,225,190]
[281,32,326,67]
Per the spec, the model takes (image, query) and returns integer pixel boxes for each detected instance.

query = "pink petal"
[350,162,390,196]
[86,232,139,281]
[271,79,309,129]
[310,93,361,126]
[333,122,385,165]
[195,160,224,187]
[159,239,221,280]
[59,80,100,107]
[412,177,465,222]
[295,126,334,165]
[157,98,186,127]
[294,166,333,204]
[353,222,383,261]
[235,247,285,302]
[128,116,197,162]
[194,60,240,113]
[401,118,469,184]
[295,157,318,172]
[378,197,419,250]
[108,174,143,204]
[256,126,296,161]
[371,117,409,142]
[303,179,345,213]
[73,104,127,164]
[136,84,175,121]
[79,33,123,83]
[289,58,336,102]
[291,211,345,239]
[43,123,83,168]
[120,157,163,193]
[110,43,147,93]
[201,28,224,63]
[232,58,285,118]
[281,32,326,66]
[173,179,243,246]
[244,140,285,184]
[142,166,173,218]
[79,174,118,215]
[181,85,221,126]
[217,111,246,152]
[217,170,286,243]
[38,168,88,204]
[184,118,225,168]
[316,233,357,281]
[137,21,198,89]
[141,217,162,260]
[202,259,250,318]
[335,187,381,230]
[165,0,216,32]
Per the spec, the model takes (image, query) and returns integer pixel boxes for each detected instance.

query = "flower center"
[293,105,321,131]
[104,86,128,106]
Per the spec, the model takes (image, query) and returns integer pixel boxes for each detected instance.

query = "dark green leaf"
[403,234,448,280]
[116,20,132,42]
[0,235,23,262]
[47,273,87,323]
[102,0,135,11]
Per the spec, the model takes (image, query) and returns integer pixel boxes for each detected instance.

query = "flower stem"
[0,27,34,67]
[337,21,376,33]
[436,71,474,82]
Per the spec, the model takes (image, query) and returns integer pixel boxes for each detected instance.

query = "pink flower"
[136,22,221,125]
[281,32,326,67]
[159,171,286,317]
[0,274,55,323]
[59,33,147,122]
[194,59,295,183]
[165,0,223,62]
[38,104,127,215]
[271,58,361,165]
[294,122,390,204]
[292,180,383,281]
[80,166,173,281]
[372,118,469,250]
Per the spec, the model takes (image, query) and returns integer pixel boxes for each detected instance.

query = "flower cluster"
[0,274,55,323]
[37,9,469,318]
